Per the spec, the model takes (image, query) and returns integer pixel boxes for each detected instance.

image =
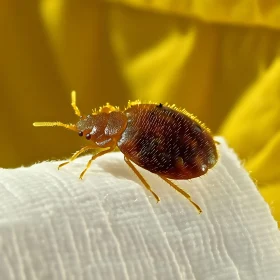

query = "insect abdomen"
[117,104,218,180]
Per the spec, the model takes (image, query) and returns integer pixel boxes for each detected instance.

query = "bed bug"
[33,91,218,213]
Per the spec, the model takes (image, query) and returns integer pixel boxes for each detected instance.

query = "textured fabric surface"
[0,138,279,280]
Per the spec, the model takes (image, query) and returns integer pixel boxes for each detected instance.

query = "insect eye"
[78,131,83,137]
[86,133,91,140]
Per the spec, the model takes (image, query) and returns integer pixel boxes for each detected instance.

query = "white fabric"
[0,137,279,280]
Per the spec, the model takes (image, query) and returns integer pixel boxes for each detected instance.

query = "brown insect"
[34,91,218,213]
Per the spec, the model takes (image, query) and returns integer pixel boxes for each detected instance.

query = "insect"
[33,91,218,213]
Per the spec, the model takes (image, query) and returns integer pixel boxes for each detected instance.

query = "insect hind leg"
[159,176,202,213]
[124,156,160,203]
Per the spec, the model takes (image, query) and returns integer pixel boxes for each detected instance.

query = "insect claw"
[79,168,87,179]
[58,162,69,170]
[153,192,160,203]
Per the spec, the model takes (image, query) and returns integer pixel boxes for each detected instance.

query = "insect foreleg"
[58,145,96,170]
[79,146,115,179]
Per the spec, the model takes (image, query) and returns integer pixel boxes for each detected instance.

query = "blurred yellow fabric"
[0,1,279,224]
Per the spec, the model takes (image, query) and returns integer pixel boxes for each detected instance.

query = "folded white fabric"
[0,137,279,280]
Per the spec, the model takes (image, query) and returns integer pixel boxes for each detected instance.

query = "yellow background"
[0,0,279,224]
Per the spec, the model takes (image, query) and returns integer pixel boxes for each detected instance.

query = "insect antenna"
[71,90,81,117]
[33,90,82,131]
[33,121,77,131]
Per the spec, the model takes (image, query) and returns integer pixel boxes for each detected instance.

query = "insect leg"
[71,91,81,117]
[159,176,202,214]
[58,145,95,169]
[79,146,115,179]
[124,156,160,203]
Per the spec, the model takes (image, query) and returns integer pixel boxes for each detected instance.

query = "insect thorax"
[76,111,128,147]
